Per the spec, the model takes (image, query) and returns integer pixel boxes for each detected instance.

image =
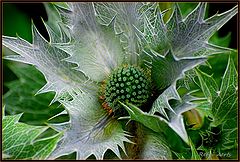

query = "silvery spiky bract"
[2,2,237,160]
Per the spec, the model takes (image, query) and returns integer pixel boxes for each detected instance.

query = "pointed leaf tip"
[151,50,206,91]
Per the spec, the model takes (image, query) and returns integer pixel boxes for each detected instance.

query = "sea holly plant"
[195,57,238,159]
[2,2,238,160]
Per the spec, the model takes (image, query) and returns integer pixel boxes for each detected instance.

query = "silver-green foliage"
[2,2,238,160]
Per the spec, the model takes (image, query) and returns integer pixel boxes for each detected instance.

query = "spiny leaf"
[167,92,202,144]
[167,3,237,57]
[95,2,144,65]
[136,3,168,54]
[3,24,96,101]
[178,69,198,90]
[150,84,180,119]
[196,69,219,103]
[150,50,206,91]
[150,83,204,143]
[54,3,125,82]
[49,92,131,160]
[211,57,238,150]
[197,57,238,152]
[42,4,70,44]
[197,57,237,126]
[43,3,62,41]
[3,64,64,125]
[132,2,237,58]
[95,2,172,66]
[2,114,61,160]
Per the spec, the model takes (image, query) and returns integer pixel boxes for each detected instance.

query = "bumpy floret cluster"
[105,66,151,110]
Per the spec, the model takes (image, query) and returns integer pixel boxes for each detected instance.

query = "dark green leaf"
[3,114,61,160]
[120,101,187,152]
[197,57,238,154]
[3,64,64,125]
[212,58,237,126]
[196,69,219,103]
[120,102,169,133]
